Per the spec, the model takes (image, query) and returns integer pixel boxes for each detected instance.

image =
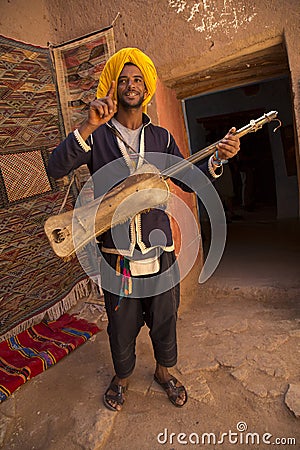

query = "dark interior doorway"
[183,75,298,258]
[168,42,299,277]
[183,75,298,224]
[197,108,277,215]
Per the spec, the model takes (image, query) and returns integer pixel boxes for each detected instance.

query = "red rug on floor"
[0,314,100,402]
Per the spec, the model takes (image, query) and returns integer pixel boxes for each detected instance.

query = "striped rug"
[0,314,100,402]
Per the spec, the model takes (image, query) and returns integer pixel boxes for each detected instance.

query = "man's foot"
[154,369,188,407]
[103,376,128,412]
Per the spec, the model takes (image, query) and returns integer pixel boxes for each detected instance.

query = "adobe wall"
[2,0,300,151]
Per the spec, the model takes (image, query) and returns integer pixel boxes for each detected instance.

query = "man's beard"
[118,94,144,109]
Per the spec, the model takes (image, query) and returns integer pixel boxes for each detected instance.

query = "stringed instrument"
[44,111,280,260]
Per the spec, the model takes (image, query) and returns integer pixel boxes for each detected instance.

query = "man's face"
[117,64,148,109]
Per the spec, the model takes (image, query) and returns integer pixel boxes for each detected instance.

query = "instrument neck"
[161,110,278,179]
[161,140,221,178]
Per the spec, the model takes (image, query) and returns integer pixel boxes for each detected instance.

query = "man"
[48,48,240,411]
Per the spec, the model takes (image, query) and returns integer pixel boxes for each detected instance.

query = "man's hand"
[88,81,117,126]
[78,81,117,140]
[215,127,240,161]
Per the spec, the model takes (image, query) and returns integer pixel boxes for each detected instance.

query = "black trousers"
[101,251,180,379]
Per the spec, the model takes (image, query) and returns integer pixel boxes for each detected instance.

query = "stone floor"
[1,209,299,449]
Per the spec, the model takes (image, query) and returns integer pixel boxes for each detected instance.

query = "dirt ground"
[1,215,299,450]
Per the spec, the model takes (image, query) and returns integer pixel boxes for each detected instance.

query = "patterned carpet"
[50,26,115,135]
[0,31,114,341]
[0,313,100,402]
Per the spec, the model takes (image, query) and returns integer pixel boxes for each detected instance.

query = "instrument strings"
[162,111,280,179]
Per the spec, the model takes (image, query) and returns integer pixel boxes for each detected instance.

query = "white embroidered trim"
[116,138,135,173]
[135,213,175,254]
[101,244,175,256]
[136,127,145,170]
[73,128,91,153]
[208,155,223,178]
[167,130,171,148]
[101,215,174,256]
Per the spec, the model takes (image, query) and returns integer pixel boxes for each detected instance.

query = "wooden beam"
[167,44,289,99]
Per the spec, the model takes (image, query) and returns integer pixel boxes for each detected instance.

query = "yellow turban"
[96,47,157,112]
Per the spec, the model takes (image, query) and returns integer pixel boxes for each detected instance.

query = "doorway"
[183,75,298,222]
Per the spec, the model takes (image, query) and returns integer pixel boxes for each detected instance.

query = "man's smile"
[125,91,138,97]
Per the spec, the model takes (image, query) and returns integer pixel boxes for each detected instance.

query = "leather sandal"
[154,374,188,407]
[103,376,127,412]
